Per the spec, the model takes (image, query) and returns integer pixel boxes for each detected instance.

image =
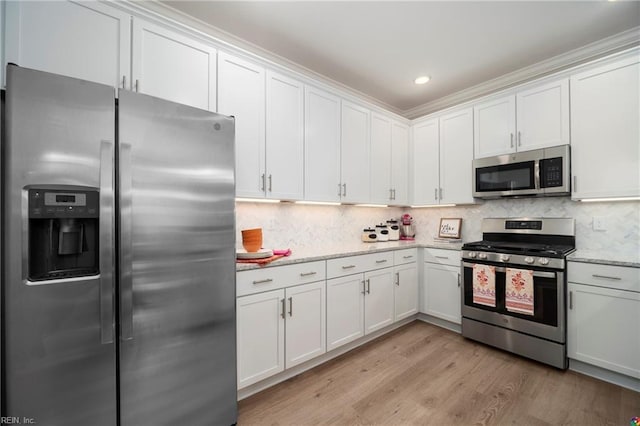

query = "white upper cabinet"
[369,114,409,205]
[369,113,393,204]
[516,79,570,151]
[439,107,475,205]
[474,79,569,158]
[131,19,216,111]
[4,0,130,88]
[390,121,410,206]
[570,53,640,200]
[473,95,516,158]
[340,101,371,203]
[411,118,440,205]
[265,71,304,200]
[218,52,266,199]
[304,86,341,202]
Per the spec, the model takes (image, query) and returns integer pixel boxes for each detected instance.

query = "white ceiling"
[160,1,640,115]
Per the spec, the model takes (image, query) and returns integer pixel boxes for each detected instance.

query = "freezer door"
[118,90,237,425]
[2,66,117,425]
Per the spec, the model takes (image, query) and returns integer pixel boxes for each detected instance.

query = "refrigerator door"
[3,66,117,425]
[118,90,237,425]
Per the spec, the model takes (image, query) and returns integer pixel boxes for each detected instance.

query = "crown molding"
[117,0,405,118]
[403,26,640,120]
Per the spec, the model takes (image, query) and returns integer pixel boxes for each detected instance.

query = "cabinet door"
[516,79,569,151]
[391,121,410,206]
[473,95,516,158]
[5,0,130,88]
[326,275,364,351]
[439,107,475,205]
[570,54,640,200]
[364,268,395,334]
[284,281,326,368]
[218,52,266,198]
[423,263,461,324]
[340,101,370,203]
[304,86,341,202]
[266,71,304,200]
[237,290,285,389]
[568,283,640,378]
[131,18,216,111]
[369,113,393,204]
[394,264,418,321]
[411,118,440,205]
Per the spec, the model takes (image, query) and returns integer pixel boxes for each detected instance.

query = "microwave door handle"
[534,161,541,190]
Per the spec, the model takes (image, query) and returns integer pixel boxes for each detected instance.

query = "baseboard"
[417,313,462,334]
[569,359,640,392]
[237,315,418,400]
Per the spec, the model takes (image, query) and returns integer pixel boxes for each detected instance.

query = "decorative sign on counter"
[438,218,462,239]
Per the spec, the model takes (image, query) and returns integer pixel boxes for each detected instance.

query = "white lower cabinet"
[423,248,462,324]
[567,262,640,379]
[236,263,326,389]
[326,268,395,350]
[237,289,285,389]
[394,249,419,321]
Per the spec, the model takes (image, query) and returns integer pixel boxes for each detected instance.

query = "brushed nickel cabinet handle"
[122,75,127,89]
[135,79,139,92]
[342,265,356,270]
[366,279,371,294]
[435,188,438,201]
[288,297,293,316]
[395,272,400,286]
[389,188,393,200]
[592,274,622,281]
[457,273,461,287]
[261,173,266,191]
[268,174,273,192]
[510,133,514,148]
[252,278,274,284]
[300,271,317,277]
[375,259,388,264]
[362,280,366,295]
[281,298,286,319]
[518,131,522,146]
[343,183,347,197]
[435,255,449,260]
[569,291,573,310]
[338,183,342,197]
[403,255,413,259]
[439,187,443,200]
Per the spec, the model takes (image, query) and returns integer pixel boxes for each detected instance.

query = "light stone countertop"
[236,240,464,271]
[568,250,640,269]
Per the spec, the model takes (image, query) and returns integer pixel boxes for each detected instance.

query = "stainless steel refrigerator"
[1,65,237,425]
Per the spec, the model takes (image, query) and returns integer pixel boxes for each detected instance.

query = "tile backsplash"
[236,198,640,262]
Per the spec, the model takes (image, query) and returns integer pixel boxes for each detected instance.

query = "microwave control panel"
[540,157,563,188]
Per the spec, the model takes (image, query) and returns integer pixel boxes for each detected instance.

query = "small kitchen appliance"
[399,214,416,240]
[461,217,575,369]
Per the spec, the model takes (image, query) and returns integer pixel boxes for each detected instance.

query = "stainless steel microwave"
[472,145,570,198]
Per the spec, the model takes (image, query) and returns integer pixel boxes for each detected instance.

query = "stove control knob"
[539,257,550,266]
[500,254,511,262]
[468,251,477,258]
[524,257,535,264]
[478,253,488,260]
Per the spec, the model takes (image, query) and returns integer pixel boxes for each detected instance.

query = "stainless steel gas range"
[461,217,575,369]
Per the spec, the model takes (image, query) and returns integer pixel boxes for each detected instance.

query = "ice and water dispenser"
[27,186,100,281]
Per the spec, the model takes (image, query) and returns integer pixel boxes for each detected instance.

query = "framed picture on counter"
[438,218,462,239]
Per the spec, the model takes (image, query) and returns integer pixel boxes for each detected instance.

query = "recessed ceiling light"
[414,76,431,85]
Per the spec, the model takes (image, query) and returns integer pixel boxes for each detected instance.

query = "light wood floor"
[238,321,639,425]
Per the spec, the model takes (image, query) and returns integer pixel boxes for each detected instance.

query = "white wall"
[236,198,640,263]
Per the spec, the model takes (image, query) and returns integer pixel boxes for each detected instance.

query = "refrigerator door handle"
[100,140,115,344]
[120,142,134,341]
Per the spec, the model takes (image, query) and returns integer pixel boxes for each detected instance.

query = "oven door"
[461,260,565,343]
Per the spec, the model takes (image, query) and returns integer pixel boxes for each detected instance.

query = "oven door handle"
[462,262,557,278]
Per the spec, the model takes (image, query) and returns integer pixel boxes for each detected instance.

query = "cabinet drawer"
[327,251,394,278]
[423,248,460,266]
[568,262,640,293]
[237,261,326,297]
[394,248,418,265]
